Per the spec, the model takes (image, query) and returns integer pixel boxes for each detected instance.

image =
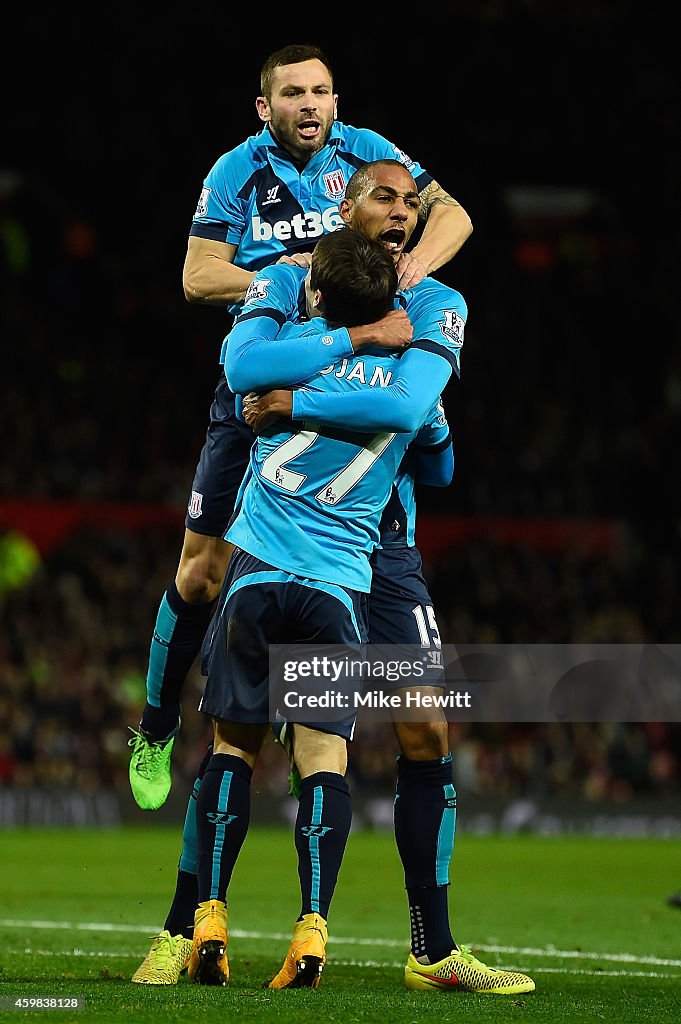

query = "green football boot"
[271,715,302,799]
[128,723,178,810]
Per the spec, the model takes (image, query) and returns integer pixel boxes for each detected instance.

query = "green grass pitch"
[0,826,679,1023]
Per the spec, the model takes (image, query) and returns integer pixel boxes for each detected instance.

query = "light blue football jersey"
[376,277,464,547]
[224,263,464,583]
[189,122,432,315]
[379,397,451,549]
[226,356,427,592]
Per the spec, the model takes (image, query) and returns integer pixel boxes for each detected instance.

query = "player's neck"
[269,128,313,172]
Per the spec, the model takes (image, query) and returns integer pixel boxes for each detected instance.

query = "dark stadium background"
[1,4,679,833]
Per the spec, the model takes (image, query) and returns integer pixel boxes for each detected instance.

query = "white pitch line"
[528,966,679,979]
[18,949,681,980]
[3,920,681,969]
[474,943,681,968]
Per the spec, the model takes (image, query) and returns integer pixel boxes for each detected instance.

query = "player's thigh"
[292,724,348,778]
[184,374,254,538]
[283,580,368,755]
[368,547,443,654]
[200,549,287,724]
[391,711,449,759]
[212,719,270,768]
[368,548,447,751]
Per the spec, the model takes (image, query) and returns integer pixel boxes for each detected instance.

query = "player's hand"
[373,308,413,350]
[350,308,413,352]
[276,252,313,269]
[396,252,428,289]
[242,390,294,433]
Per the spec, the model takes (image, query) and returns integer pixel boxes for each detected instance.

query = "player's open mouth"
[298,120,321,138]
[380,229,406,252]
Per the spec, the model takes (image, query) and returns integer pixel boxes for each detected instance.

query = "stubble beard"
[271,116,333,163]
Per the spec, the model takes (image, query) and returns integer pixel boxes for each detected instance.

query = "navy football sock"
[142,582,215,737]
[140,702,182,741]
[196,753,252,904]
[407,887,455,963]
[394,754,457,962]
[295,772,351,921]
[164,870,198,939]
[163,746,213,937]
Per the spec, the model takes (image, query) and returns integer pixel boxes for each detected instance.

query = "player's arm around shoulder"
[397,182,472,290]
[223,264,307,394]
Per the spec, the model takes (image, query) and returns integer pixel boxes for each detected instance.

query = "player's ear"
[339,198,352,225]
[256,96,271,123]
[333,93,338,119]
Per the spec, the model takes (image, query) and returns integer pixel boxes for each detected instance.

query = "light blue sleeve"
[291,347,453,433]
[222,264,353,393]
[190,149,246,244]
[225,318,353,394]
[404,279,467,378]
[399,397,453,487]
[414,397,450,447]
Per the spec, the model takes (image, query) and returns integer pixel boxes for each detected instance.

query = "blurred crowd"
[2,5,679,813]
[1,525,678,809]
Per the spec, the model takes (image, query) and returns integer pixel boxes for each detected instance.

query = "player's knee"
[293,725,347,778]
[176,562,221,603]
[177,537,231,603]
[213,720,268,768]
[395,719,449,760]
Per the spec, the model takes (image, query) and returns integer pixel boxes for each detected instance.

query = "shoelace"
[128,728,167,778]
[455,945,498,973]
[456,944,475,964]
[148,932,180,968]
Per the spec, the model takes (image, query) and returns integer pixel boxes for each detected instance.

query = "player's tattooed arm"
[405,180,472,284]
[417,180,463,221]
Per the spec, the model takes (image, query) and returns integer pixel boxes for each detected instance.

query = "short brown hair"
[311,229,397,328]
[260,44,333,98]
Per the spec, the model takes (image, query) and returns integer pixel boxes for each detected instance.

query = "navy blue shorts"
[185,374,254,537]
[369,546,445,687]
[200,548,368,738]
